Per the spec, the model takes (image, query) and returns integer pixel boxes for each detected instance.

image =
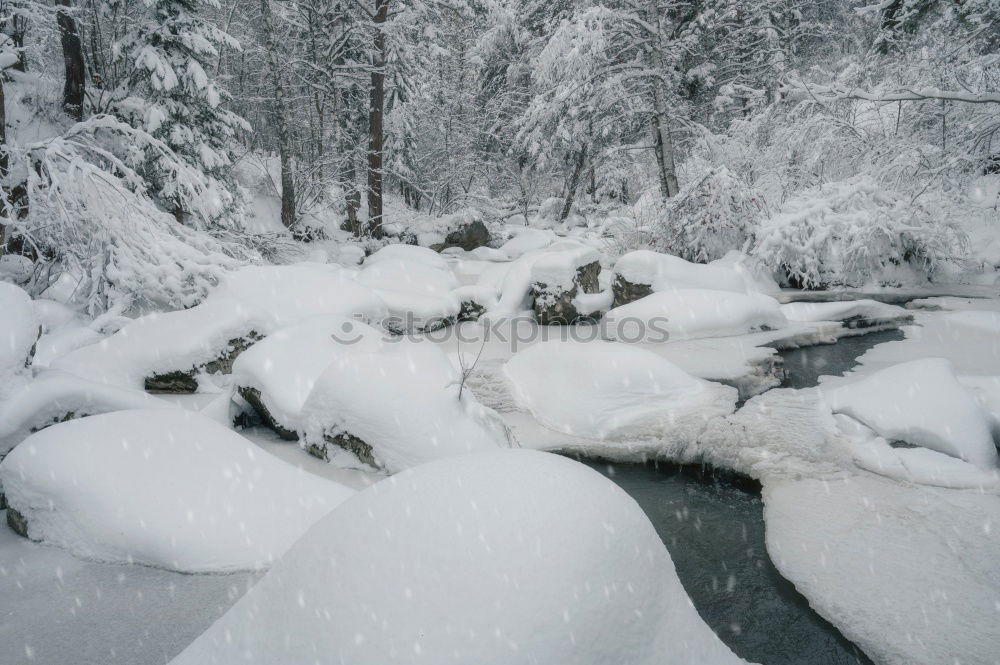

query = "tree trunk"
[56,0,85,122]
[366,0,388,238]
[0,79,7,252]
[645,0,679,199]
[260,0,296,228]
[559,145,587,222]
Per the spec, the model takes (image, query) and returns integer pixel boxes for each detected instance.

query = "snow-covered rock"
[529,245,602,324]
[611,250,747,307]
[504,340,736,439]
[358,244,461,332]
[169,450,746,665]
[298,335,511,472]
[0,282,40,376]
[0,370,173,455]
[604,289,787,341]
[498,227,559,259]
[52,264,387,391]
[232,316,510,471]
[824,358,998,468]
[780,299,913,329]
[0,409,353,572]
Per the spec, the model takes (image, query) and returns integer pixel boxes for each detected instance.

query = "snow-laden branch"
[786,80,1000,104]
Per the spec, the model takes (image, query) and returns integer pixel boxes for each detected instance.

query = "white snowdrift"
[0,282,39,376]
[299,335,510,472]
[503,340,736,439]
[604,289,787,341]
[0,370,173,454]
[486,242,599,316]
[825,358,998,468]
[0,409,353,572]
[358,244,460,329]
[614,250,747,293]
[169,450,746,665]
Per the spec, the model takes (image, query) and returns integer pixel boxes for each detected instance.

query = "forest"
[1,2,999,665]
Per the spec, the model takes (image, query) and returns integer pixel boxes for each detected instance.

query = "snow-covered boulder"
[298,336,511,471]
[780,299,913,329]
[233,316,509,471]
[529,245,602,324]
[52,264,387,392]
[0,370,173,455]
[611,250,747,307]
[169,450,746,665]
[0,409,353,572]
[825,358,998,468]
[0,281,40,376]
[358,244,461,332]
[604,289,787,341]
[504,340,737,439]
[231,316,385,440]
[428,215,492,252]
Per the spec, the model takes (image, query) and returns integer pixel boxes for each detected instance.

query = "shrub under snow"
[752,178,967,288]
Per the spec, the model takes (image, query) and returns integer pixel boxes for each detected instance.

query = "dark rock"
[237,386,298,440]
[457,300,486,322]
[144,331,262,393]
[6,506,29,538]
[611,273,654,308]
[308,431,378,468]
[532,260,602,325]
[431,220,492,252]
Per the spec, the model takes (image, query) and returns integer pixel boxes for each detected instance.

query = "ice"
[823,358,998,468]
[169,450,747,665]
[613,250,748,293]
[0,282,39,377]
[0,409,354,572]
[605,289,787,341]
[503,339,736,439]
[780,299,910,323]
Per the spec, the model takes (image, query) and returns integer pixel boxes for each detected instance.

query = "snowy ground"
[1,243,998,665]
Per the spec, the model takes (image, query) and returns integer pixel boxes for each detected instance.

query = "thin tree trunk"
[645,0,679,199]
[260,0,296,228]
[56,0,85,122]
[559,145,588,222]
[0,79,7,252]
[366,0,388,238]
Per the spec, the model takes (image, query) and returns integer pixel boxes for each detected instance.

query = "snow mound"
[0,282,39,376]
[498,227,559,259]
[169,450,746,665]
[825,358,998,468]
[614,250,748,294]
[358,244,460,330]
[231,316,386,435]
[0,370,173,454]
[299,336,510,472]
[486,242,599,316]
[205,263,388,330]
[780,299,910,324]
[503,340,736,439]
[605,289,787,341]
[0,409,353,572]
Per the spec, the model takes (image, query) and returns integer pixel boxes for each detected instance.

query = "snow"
[169,450,746,665]
[358,244,461,329]
[613,250,748,293]
[0,409,354,572]
[823,358,998,468]
[298,335,511,472]
[503,340,736,439]
[484,242,600,316]
[0,370,174,455]
[765,473,1000,665]
[780,299,910,324]
[529,244,598,289]
[0,282,39,377]
[231,316,386,433]
[604,289,787,341]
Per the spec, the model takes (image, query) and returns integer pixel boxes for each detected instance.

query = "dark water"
[580,460,873,665]
[779,329,905,389]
